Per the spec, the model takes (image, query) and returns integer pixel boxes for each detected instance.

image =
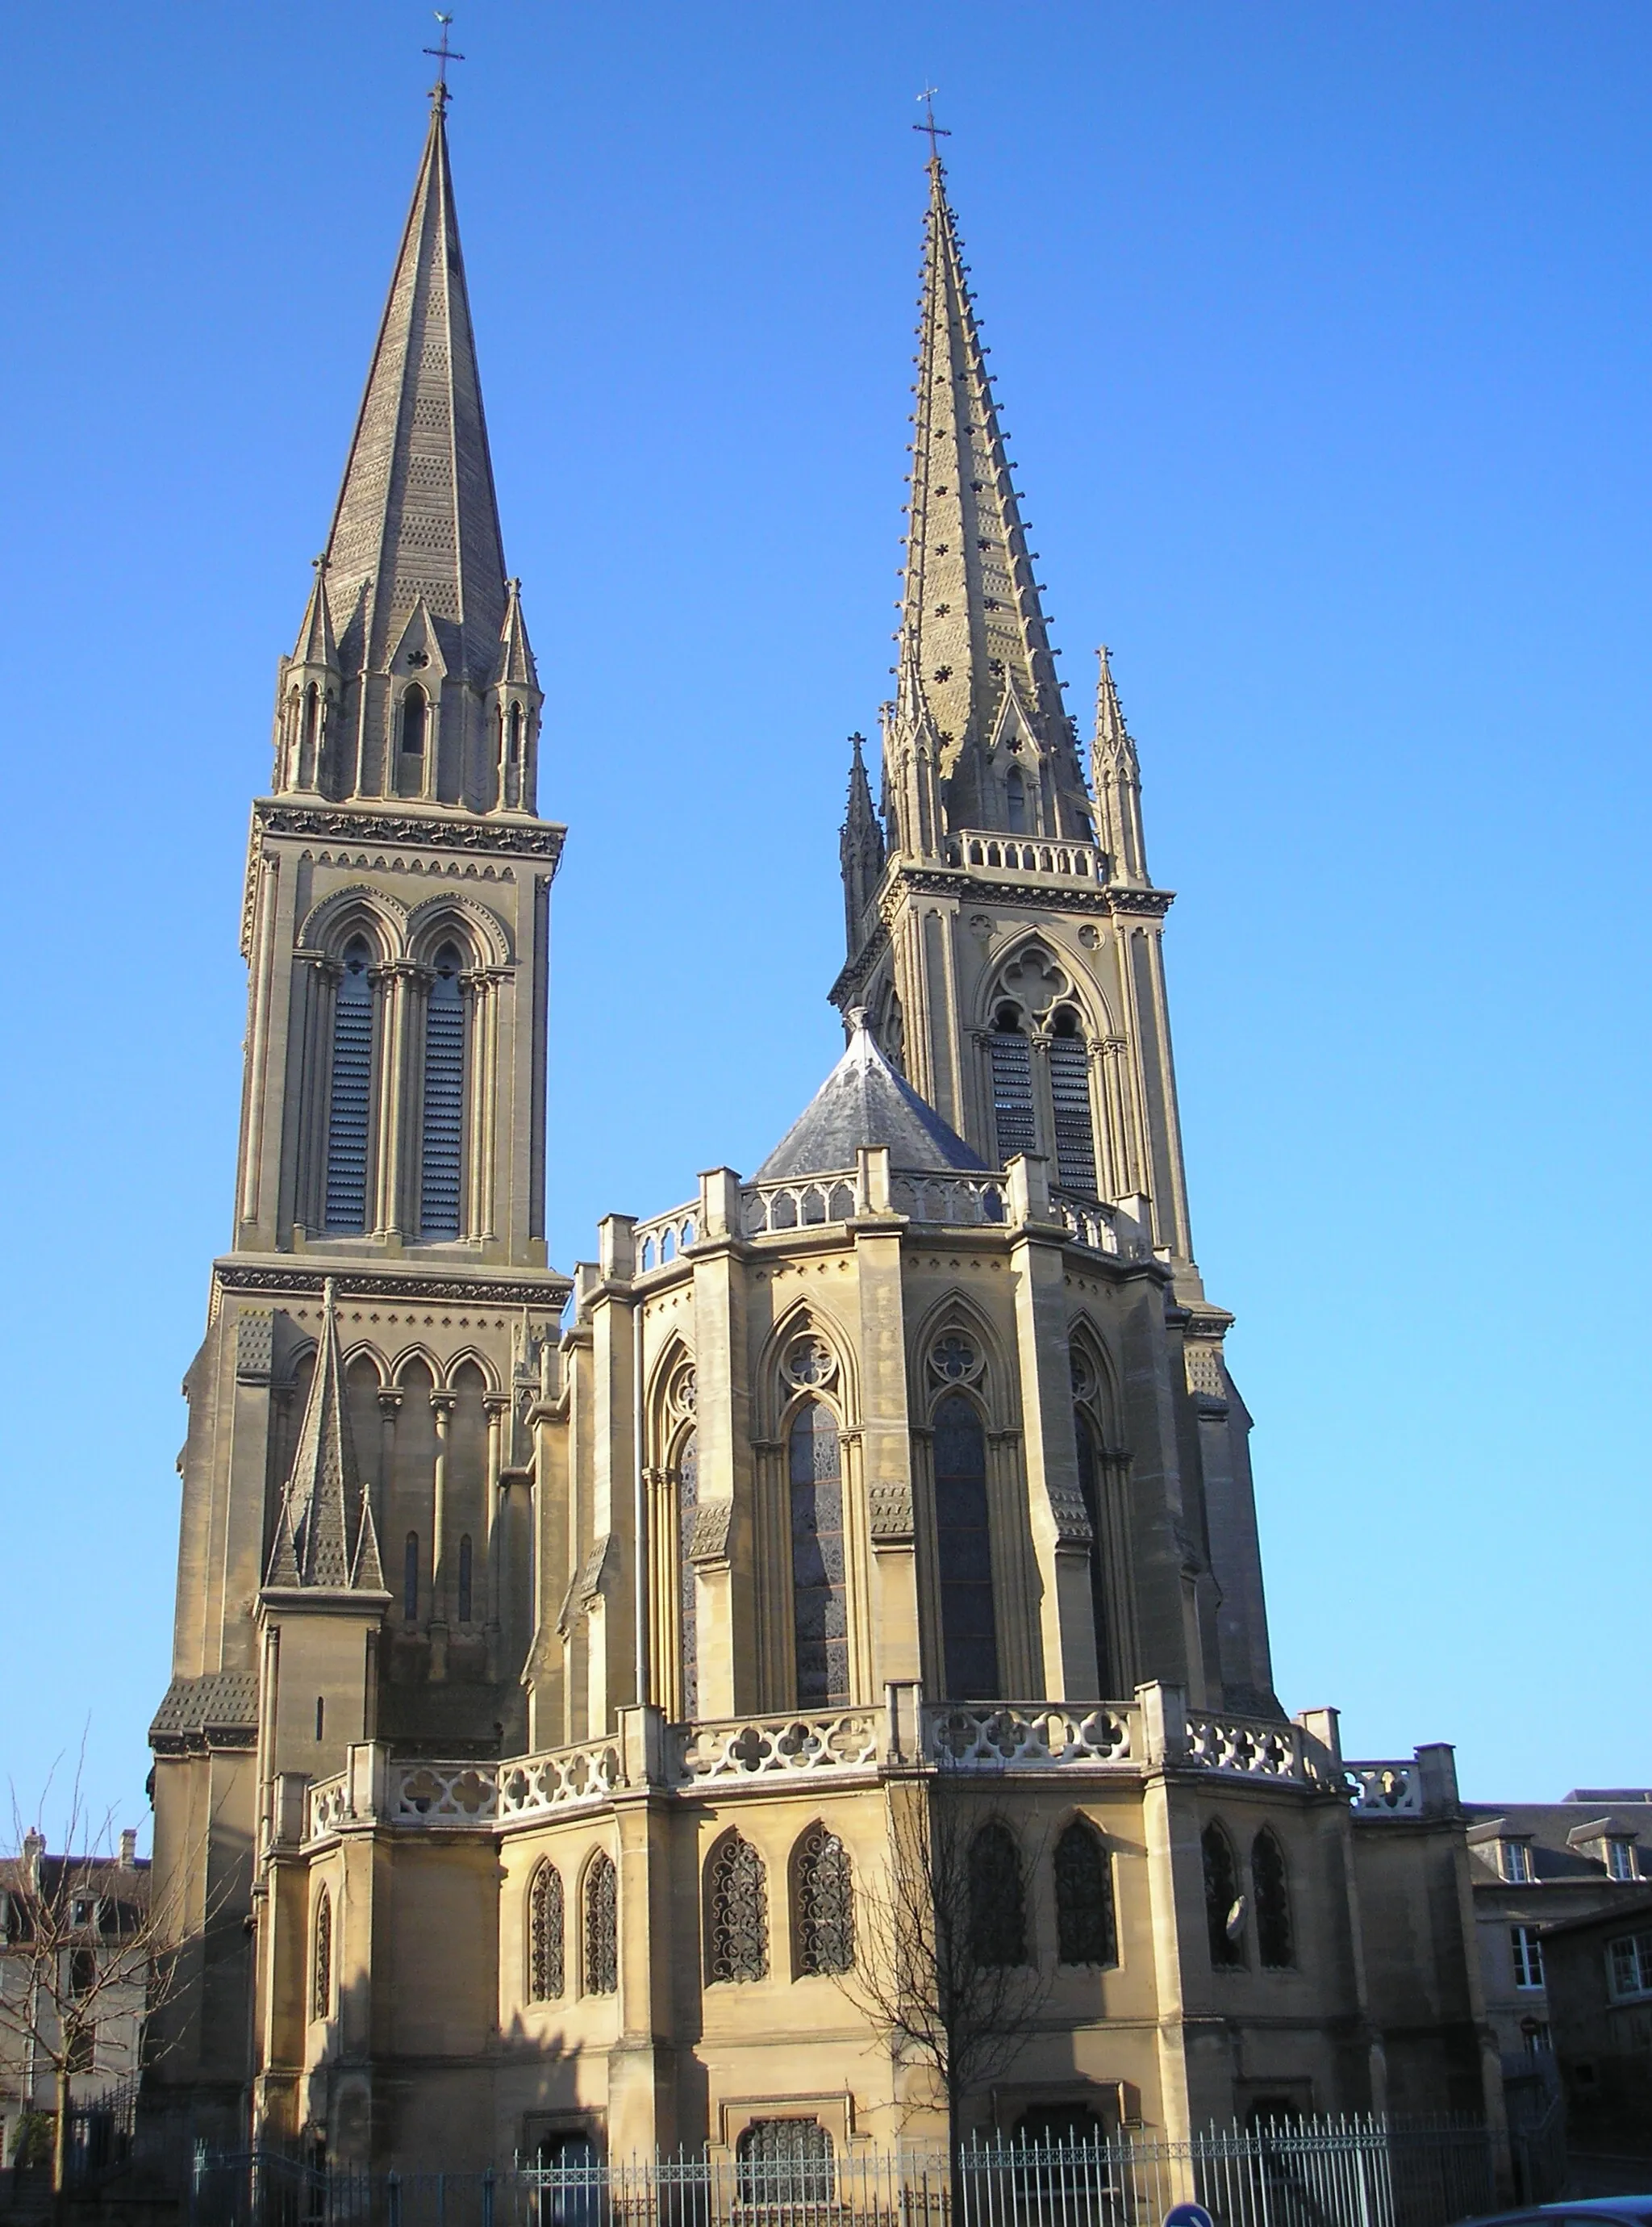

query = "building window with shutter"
[420,943,466,1240]
[1049,1006,1098,1194]
[324,938,374,1234]
[988,1008,1037,1165]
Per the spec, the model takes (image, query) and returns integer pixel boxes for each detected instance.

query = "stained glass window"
[790,1402,848,1707]
[1252,1829,1292,1969]
[933,1395,999,1698]
[1054,1818,1116,1967]
[1073,1411,1109,1695]
[678,1429,699,1720]
[968,1822,1027,1967]
[1203,1823,1244,1969]
[311,1889,332,2021]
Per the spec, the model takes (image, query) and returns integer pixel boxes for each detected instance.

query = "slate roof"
[756,1013,987,1182]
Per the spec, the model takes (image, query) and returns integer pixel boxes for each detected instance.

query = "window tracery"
[583,1853,618,1995]
[1053,1818,1117,1967]
[1203,1821,1245,1969]
[968,1822,1027,1967]
[707,1832,769,1984]
[324,937,375,1234]
[736,2120,834,2205]
[789,1400,848,1707]
[932,1393,999,1698]
[1252,1829,1292,1969]
[793,1824,854,1976]
[929,1331,982,1385]
[311,1889,332,2022]
[528,1861,564,2001]
[782,1335,836,1391]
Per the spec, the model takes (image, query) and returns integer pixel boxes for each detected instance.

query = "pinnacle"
[262,1281,381,1595]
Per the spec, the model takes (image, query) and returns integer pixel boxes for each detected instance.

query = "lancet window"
[1203,1821,1245,1969]
[1005,767,1028,833]
[583,1854,617,1995]
[403,1532,419,1623]
[1049,1006,1098,1194]
[1252,1829,1293,1969]
[789,1401,848,1707]
[311,1889,332,2022]
[932,1393,999,1698]
[988,1008,1037,1164]
[419,944,466,1240]
[968,1822,1027,1967]
[398,685,428,796]
[528,1861,565,2001]
[323,938,375,1234]
[707,1832,769,1984]
[457,1534,473,1624]
[1073,1409,1110,1694]
[793,1824,853,1977]
[1053,1818,1117,1967]
[677,1427,699,1720]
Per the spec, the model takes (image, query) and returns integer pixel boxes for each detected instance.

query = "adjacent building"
[147,84,1508,2170]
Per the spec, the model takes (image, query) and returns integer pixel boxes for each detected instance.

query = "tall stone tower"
[148,88,569,2141]
[832,153,1192,1276]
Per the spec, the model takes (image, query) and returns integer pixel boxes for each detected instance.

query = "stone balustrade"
[891,1172,1009,1226]
[298,1686,1404,1845]
[741,1173,860,1236]
[632,1204,699,1274]
[944,831,1104,883]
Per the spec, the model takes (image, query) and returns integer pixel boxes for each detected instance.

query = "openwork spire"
[896,156,1064,776]
[323,99,507,689]
[265,1282,383,1594]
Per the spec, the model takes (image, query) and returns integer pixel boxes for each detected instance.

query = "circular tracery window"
[670,1364,697,1416]
[1070,1349,1096,1402]
[782,1335,836,1389]
[930,1331,982,1384]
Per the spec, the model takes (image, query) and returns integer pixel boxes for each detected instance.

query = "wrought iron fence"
[187,2120,1496,2227]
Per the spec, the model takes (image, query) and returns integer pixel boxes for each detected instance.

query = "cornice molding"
[254,798,566,862]
[215,1260,573,1310]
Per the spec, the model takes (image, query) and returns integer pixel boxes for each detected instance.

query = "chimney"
[119,1828,137,1870]
[22,1828,44,1886]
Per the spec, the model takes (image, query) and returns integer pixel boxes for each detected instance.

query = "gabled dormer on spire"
[839,734,886,946]
[1093,646,1149,888]
[270,93,536,814]
[273,561,341,794]
[888,155,1092,850]
[489,579,542,813]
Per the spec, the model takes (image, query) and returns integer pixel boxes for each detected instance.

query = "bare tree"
[843,1774,1051,2208]
[1,1769,191,2210]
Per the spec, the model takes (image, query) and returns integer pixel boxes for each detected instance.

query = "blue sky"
[2,2,1648,1839]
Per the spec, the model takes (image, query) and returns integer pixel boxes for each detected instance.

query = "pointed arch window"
[707,1832,768,1984]
[311,1889,332,2022]
[528,1861,565,2001]
[301,683,322,788]
[457,1534,473,1624]
[932,1393,999,1698]
[583,1853,617,1995]
[1203,1821,1245,1969]
[793,1824,853,1977]
[988,1007,1037,1165]
[324,938,375,1234]
[403,1531,419,1622]
[677,1429,699,1720]
[1252,1829,1293,1969]
[419,943,466,1240]
[1005,767,1028,833]
[1054,1818,1117,1967]
[398,684,428,794]
[790,1400,848,1707]
[968,1822,1028,1967]
[1073,1410,1110,1695]
[1049,1007,1098,1195]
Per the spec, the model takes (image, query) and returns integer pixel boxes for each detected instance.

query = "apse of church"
[147,90,1502,2174]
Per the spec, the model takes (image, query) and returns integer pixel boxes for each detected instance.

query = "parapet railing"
[292,1686,1437,1845]
[944,831,1106,882]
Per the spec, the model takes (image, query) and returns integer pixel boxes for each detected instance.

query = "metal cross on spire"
[424,11,465,108]
[914,87,951,165]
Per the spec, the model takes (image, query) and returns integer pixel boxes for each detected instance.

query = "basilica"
[148,84,1503,2168]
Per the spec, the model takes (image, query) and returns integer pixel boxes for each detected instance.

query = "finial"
[849,731,866,762]
[847,1005,870,1034]
[914,87,952,168]
[322,1275,338,1322]
[423,10,465,110]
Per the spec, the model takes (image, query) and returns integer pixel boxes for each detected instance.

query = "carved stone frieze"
[255,799,565,861]
[215,1260,572,1310]
[688,1502,735,1562]
[867,1481,915,1540]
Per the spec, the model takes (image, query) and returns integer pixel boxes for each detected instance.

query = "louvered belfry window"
[989,1020,1037,1165]
[324,938,374,1233]
[420,943,466,1240]
[1049,1013,1099,1194]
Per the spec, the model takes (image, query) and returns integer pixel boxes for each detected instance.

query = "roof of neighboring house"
[1463,1802,1648,1886]
[1538,1886,1652,1941]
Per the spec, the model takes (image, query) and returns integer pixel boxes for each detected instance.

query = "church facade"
[148,90,1503,2171]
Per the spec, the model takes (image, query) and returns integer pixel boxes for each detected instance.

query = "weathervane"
[424,11,465,107]
[914,86,951,163]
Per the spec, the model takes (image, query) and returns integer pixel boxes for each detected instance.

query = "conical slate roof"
[264,1281,384,1594]
[757,1012,987,1181]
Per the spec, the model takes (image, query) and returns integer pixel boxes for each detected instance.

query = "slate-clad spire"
[893,156,1068,818]
[324,95,508,694]
[264,1282,383,1594]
